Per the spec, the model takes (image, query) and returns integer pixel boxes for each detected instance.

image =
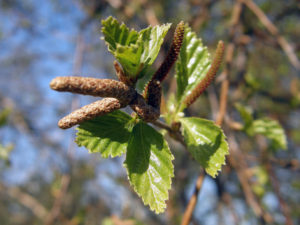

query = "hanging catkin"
[184,41,225,107]
[58,98,122,129]
[50,76,136,106]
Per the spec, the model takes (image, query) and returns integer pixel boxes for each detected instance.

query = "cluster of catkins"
[50,22,185,129]
[50,21,224,129]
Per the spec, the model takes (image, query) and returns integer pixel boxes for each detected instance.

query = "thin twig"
[181,170,205,225]
[266,163,294,225]
[215,0,242,125]
[257,136,294,225]
[151,120,185,146]
[111,214,135,225]
[152,120,173,132]
[240,0,300,70]
[142,0,159,26]
[222,193,240,225]
[0,183,48,220]
[217,4,275,220]
[228,135,274,224]
[180,4,243,224]
[215,79,229,126]
[45,25,86,225]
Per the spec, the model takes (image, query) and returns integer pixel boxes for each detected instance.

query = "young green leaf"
[251,118,287,150]
[0,143,13,166]
[251,166,269,197]
[75,110,133,158]
[101,16,139,52]
[235,103,253,129]
[175,25,211,112]
[0,108,11,127]
[124,122,174,213]
[101,17,171,79]
[139,23,171,67]
[179,117,229,178]
[114,41,144,77]
[235,104,287,150]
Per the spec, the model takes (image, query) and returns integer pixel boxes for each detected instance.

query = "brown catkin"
[144,80,162,108]
[50,76,136,106]
[184,40,225,107]
[129,94,160,122]
[151,21,185,82]
[58,98,122,129]
[142,21,185,109]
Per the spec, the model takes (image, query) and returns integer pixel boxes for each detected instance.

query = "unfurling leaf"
[180,117,229,177]
[124,122,174,213]
[251,118,287,150]
[101,16,139,52]
[75,110,133,158]
[102,17,171,79]
[149,21,185,82]
[235,104,287,150]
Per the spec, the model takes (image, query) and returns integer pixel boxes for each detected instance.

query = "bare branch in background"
[240,0,300,70]
[45,25,87,225]
[0,183,48,220]
[266,163,294,225]
[181,170,205,225]
[228,135,274,224]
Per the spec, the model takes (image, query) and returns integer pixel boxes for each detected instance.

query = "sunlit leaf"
[114,41,144,77]
[75,110,133,158]
[175,25,211,112]
[235,104,287,150]
[251,166,269,197]
[101,16,139,52]
[180,117,228,177]
[101,17,170,78]
[139,23,171,66]
[251,118,287,150]
[0,143,13,166]
[124,122,174,213]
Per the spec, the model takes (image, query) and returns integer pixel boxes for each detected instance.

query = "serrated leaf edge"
[179,117,229,178]
[123,124,174,213]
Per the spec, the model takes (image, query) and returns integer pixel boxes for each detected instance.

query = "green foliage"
[102,218,114,225]
[75,110,133,158]
[236,104,287,150]
[74,18,229,213]
[251,166,269,197]
[251,118,287,150]
[124,122,174,213]
[101,16,139,52]
[102,217,144,225]
[102,16,170,78]
[0,108,11,127]
[0,109,13,167]
[76,115,174,213]
[235,103,253,129]
[175,25,211,113]
[180,118,229,177]
[0,143,13,167]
